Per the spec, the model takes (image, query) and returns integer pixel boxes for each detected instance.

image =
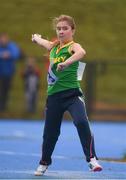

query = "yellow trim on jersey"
[68,44,74,55]
[56,41,74,54]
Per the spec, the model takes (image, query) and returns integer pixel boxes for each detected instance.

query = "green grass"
[96,64,126,104]
[0,0,126,119]
[1,0,126,60]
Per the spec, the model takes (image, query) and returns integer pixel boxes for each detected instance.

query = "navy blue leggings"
[40,88,97,165]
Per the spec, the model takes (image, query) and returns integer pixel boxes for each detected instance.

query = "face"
[0,34,9,46]
[56,21,74,43]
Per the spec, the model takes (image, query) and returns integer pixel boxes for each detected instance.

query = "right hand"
[31,34,41,43]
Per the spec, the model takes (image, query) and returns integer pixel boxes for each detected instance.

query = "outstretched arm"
[31,34,57,51]
[57,43,86,71]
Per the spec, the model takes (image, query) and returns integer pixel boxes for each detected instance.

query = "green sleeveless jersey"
[47,41,80,95]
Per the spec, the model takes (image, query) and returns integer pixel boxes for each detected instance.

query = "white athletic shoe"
[34,164,48,176]
[89,157,102,172]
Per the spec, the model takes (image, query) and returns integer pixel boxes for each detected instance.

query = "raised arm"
[57,43,86,71]
[31,34,56,51]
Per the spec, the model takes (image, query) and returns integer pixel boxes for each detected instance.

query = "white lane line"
[0,150,39,157]
[1,150,126,164]
[0,169,126,180]
[0,169,33,174]
[0,150,69,159]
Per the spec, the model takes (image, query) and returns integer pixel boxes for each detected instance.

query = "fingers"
[56,64,61,71]
[31,34,36,42]
[31,34,41,42]
[56,63,65,71]
[31,34,35,42]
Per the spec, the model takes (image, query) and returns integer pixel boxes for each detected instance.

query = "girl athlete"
[32,14,102,176]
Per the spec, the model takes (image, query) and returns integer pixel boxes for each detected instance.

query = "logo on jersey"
[50,56,66,64]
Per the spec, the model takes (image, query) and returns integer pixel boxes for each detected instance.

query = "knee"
[73,118,87,127]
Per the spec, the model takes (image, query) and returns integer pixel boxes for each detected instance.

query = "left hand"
[56,62,68,71]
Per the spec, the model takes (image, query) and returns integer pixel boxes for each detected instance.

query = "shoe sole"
[34,171,44,176]
[34,167,48,176]
[92,166,102,172]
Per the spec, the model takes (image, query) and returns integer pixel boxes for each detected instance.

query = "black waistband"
[48,88,83,99]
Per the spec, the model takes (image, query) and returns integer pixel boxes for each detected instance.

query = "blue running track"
[0,119,126,179]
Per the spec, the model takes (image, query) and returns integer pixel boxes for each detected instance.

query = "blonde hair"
[53,14,76,30]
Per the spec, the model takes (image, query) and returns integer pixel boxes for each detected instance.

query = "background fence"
[84,61,126,121]
[0,57,126,121]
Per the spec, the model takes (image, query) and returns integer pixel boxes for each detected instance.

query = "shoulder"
[8,41,18,47]
[70,42,86,54]
[71,42,84,50]
[49,40,59,51]
[8,42,20,51]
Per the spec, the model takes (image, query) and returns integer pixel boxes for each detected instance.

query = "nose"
[59,31,64,37]
[59,29,64,34]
